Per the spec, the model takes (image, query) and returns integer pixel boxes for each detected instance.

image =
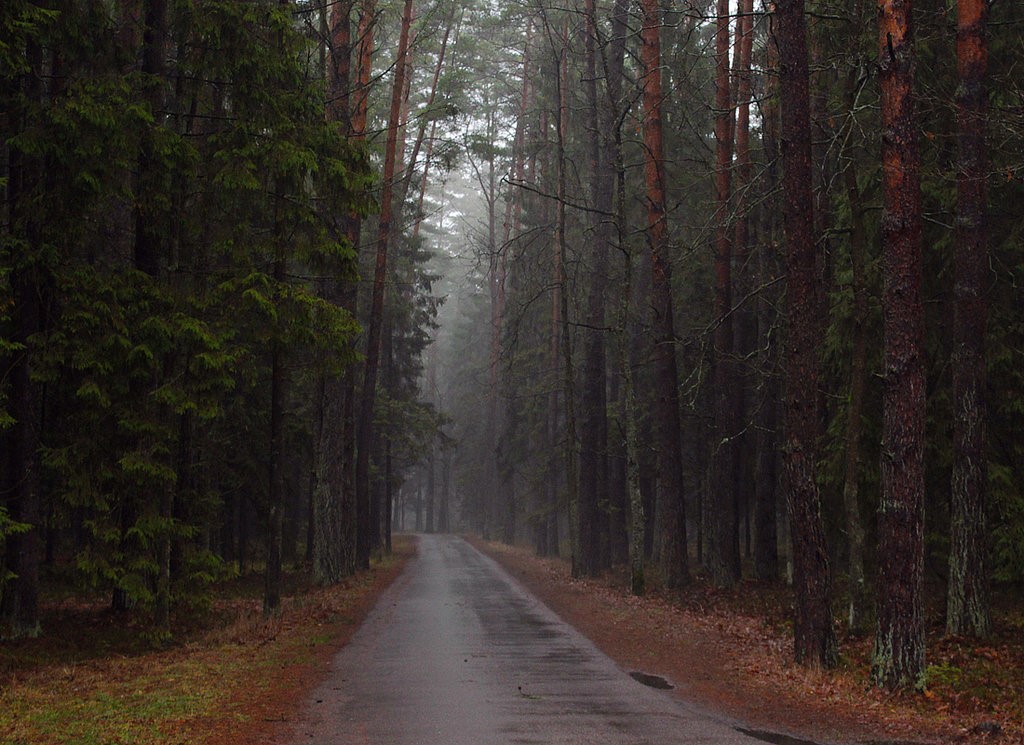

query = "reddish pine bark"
[356,0,412,568]
[327,1,353,128]
[346,1,375,569]
[775,0,838,670]
[400,9,453,220]
[873,0,926,689]
[314,0,359,584]
[641,0,688,588]
[351,0,375,141]
[948,0,990,638]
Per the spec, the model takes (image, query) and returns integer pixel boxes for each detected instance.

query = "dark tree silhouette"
[873,0,926,689]
[775,0,838,670]
[948,0,991,639]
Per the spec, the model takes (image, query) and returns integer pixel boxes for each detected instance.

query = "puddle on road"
[737,728,938,745]
[629,671,674,690]
[735,728,821,745]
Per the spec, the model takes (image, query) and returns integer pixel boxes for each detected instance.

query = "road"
[287,533,817,745]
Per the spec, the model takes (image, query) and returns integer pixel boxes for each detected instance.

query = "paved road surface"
[287,534,817,745]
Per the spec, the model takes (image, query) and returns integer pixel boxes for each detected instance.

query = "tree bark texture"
[947,0,990,639]
[326,0,353,129]
[753,10,781,582]
[641,0,688,589]
[346,0,375,561]
[731,0,756,576]
[555,30,581,578]
[775,0,838,670]
[397,7,453,219]
[606,0,642,593]
[314,0,358,585]
[873,0,926,689]
[577,0,613,578]
[840,55,872,632]
[482,105,509,543]
[538,101,559,558]
[356,0,410,568]
[708,0,741,588]
[604,0,632,573]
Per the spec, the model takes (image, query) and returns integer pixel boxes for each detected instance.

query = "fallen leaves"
[475,538,1024,745]
[1,537,415,745]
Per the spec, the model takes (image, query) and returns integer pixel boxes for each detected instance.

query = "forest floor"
[472,538,1023,745]
[0,536,414,745]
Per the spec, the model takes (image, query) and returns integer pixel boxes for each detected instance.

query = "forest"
[2,0,1022,699]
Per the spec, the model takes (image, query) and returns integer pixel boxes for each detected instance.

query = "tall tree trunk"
[347,0,375,570]
[424,342,438,534]
[313,0,357,585]
[555,29,580,578]
[396,7,454,217]
[481,104,506,543]
[577,0,612,578]
[840,54,871,632]
[775,0,838,670]
[263,0,295,617]
[708,0,741,588]
[947,0,990,639]
[873,0,926,689]
[535,97,559,557]
[381,317,394,554]
[731,0,756,570]
[601,0,641,594]
[753,5,781,582]
[641,0,688,588]
[355,0,412,568]
[603,0,632,571]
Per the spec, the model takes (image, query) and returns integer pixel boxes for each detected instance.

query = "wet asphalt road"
[287,533,810,745]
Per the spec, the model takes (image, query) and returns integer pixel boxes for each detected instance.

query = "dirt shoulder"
[210,538,416,745]
[472,538,1012,745]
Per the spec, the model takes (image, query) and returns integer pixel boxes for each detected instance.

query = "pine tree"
[776,0,838,670]
[640,0,688,589]
[947,0,991,639]
[873,0,926,689]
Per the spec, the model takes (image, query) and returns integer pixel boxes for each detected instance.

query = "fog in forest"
[3,0,1022,697]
